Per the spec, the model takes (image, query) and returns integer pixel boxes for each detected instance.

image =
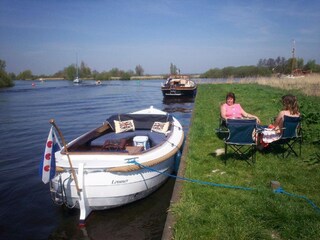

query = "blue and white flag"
[40,127,61,184]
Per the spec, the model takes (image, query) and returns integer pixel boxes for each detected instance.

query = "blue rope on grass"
[130,159,255,191]
[274,187,320,213]
[130,160,320,213]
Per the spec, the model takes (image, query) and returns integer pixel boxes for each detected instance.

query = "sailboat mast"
[291,39,296,75]
[76,53,79,78]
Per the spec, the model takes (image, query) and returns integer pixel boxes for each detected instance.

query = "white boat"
[73,54,82,84]
[73,76,82,84]
[161,75,197,98]
[43,106,184,224]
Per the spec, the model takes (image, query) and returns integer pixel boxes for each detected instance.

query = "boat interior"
[65,114,175,154]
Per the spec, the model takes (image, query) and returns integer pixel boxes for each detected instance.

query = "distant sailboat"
[73,54,82,84]
[285,39,305,79]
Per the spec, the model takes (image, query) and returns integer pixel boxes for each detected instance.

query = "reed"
[239,74,320,97]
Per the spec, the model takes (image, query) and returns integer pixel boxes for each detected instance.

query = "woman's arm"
[220,104,227,119]
[241,109,261,123]
[272,111,284,130]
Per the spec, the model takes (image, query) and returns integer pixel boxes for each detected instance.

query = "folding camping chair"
[224,118,258,165]
[215,103,229,139]
[272,115,302,158]
[215,117,228,139]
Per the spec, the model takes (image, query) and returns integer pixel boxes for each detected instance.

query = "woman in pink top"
[220,92,261,123]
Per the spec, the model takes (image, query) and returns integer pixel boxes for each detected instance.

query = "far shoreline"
[30,74,202,81]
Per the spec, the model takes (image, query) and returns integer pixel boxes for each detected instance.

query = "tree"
[222,66,235,77]
[170,63,178,75]
[64,65,77,80]
[0,59,6,71]
[297,58,304,69]
[9,72,16,80]
[91,70,99,79]
[304,60,316,72]
[0,59,14,87]
[135,65,144,76]
[53,70,65,79]
[0,71,14,87]
[109,68,120,77]
[257,56,287,73]
[17,70,33,80]
[276,57,287,73]
[284,57,303,74]
[95,71,111,80]
[80,61,91,78]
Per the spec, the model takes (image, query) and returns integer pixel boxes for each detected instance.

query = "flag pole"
[50,119,81,194]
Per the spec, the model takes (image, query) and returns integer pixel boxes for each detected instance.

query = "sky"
[0,0,319,75]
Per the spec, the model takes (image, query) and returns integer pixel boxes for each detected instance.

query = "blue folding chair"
[224,118,258,165]
[272,116,302,158]
[215,117,228,139]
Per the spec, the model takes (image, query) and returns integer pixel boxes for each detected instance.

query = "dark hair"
[226,92,236,103]
[281,94,299,114]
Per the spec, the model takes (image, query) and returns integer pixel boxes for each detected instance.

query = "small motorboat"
[40,106,184,224]
[161,75,197,98]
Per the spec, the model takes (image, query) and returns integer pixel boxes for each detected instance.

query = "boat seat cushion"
[114,120,135,133]
[102,138,129,150]
[106,114,173,130]
[91,130,169,147]
[151,121,170,134]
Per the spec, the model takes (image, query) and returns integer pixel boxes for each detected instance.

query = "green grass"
[171,84,320,240]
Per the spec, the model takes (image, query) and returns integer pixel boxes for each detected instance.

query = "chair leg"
[228,144,254,165]
[299,137,302,157]
[285,142,298,158]
[282,138,302,158]
[252,145,256,163]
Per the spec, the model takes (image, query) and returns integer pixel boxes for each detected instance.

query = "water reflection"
[48,178,176,240]
[162,97,195,114]
[162,97,195,104]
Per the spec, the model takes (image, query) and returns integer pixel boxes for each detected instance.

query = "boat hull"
[161,87,197,97]
[51,156,175,210]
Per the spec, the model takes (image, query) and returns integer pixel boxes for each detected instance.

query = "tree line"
[0,61,147,82]
[201,57,320,78]
[0,59,181,84]
[1,56,320,88]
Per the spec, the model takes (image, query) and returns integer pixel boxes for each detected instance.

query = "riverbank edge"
[161,99,196,240]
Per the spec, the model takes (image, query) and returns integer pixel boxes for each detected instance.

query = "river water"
[0,80,195,240]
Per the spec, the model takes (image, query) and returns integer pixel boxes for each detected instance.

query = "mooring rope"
[273,187,320,213]
[130,159,254,191]
[131,160,320,213]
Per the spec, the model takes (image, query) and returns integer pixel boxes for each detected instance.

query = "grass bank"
[171,83,320,239]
